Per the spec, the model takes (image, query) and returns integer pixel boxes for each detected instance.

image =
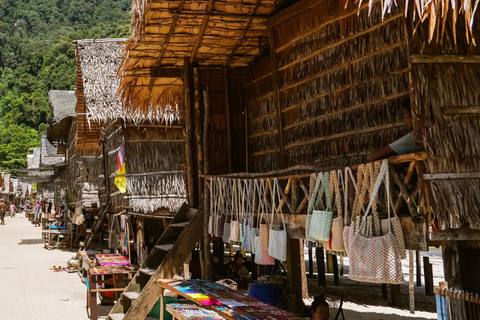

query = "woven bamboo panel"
[247,0,410,172]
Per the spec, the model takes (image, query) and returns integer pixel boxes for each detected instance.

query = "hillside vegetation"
[0,0,131,170]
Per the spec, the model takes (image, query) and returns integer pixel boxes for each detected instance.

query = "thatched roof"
[74,39,127,123]
[118,0,286,115]
[48,90,77,122]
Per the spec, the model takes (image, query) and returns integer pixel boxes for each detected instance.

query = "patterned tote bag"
[349,160,404,284]
[268,178,287,262]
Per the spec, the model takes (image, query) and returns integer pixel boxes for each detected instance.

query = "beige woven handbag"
[258,180,270,251]
[322,170,345,252]
[229,180,241,243]
[268,178,287,262]
[381,212,407,259]
[349,160,405,284]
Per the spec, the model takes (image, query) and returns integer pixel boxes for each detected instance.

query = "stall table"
[42,228,72,249]
[167,303,227,320]
[159,279,304,320]
[87,265,136,320]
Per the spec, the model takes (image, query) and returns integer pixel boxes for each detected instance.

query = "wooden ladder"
[107,203,204,320]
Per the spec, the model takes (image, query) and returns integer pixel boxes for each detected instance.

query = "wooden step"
[139,268,156,276]
[169,222,189,228]
[122,291,140,301]
[155,244,174,251]
[108,313,124,320]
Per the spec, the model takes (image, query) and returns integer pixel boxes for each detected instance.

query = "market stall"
[158,279,301,320]
[86,254,137,320]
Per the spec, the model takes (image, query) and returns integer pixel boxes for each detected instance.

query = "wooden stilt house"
[105,0,480,318]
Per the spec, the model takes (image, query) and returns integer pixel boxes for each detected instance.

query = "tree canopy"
[0,0,131,171]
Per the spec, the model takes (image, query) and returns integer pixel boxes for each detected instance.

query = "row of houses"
[24,0,480,318]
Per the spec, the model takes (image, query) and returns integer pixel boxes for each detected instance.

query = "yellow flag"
[114,163,127,193]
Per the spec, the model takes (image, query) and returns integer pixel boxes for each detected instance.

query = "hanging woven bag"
[259,180,270,251]
[349,160,405,284]
[229,180,241,243]
[268,178,288,262]
[309,172,332,242]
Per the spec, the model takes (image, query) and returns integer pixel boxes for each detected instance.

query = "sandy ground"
[0,212,88,320]
[0,213,440,320]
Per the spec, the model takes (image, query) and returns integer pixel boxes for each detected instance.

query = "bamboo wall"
[247,56,280,172]
[408,15,480,230]
[247,0,410,171]
[199,74,246,174]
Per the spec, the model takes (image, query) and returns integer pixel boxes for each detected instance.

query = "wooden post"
[382,284,388,300]
[202,89,212,280]
[332,254,339,286]
[268,27,285,168]
[224,68,233,173]
[193,67,203,203]
[391,284,403,308]
[308,247,313,278]
[409,250,415,314]
[416,251,422,286]
[183,58,195,206]
[287,238,303,314]
[245,90,249,172]
[299,240,309,299]
[316,247,326,287]
[326,253,334,274]
[424,256,434,296]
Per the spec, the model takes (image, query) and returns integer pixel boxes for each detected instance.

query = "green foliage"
[0,0,131,171]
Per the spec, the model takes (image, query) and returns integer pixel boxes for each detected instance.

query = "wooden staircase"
[107,203,204,320]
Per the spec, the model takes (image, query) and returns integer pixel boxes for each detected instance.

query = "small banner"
[114,137,127,193]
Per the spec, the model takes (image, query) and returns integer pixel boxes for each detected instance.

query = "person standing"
[10,203,16,218]
[0,199,6,225]
[33,198,42,227]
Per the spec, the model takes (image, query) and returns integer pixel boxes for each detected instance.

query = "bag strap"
[336,170,344,220]
[344,167,357,225]
[271,178,286,230]
[307,172,323,217]
[358,159,391,233]
[256,179,266,227]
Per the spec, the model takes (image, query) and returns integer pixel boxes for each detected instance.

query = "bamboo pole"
[409,250,415,314]
[268,27,285,168]
[202,89,212,280]
[224,68,233,172]
[194,67,203,202]
[183,58,195,206]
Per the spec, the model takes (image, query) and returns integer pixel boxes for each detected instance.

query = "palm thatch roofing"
[47,90,77,142]
[119,0,286,114]
[74,39,127,123]
[118,0,480,115]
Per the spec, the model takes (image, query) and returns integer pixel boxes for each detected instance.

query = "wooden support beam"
[423,257,434,296]
[202,89,212,280]
[389,164,417,216]
[268,27,286,168]
[332,254,339,286]
[423,172,480,180]
[194,67,203,204]
[316,247,326,287]
[430,226,480,241]
[287,238,304,314]
[162,9,270,20]
[149,67,250,79]
[308,247,313,278]
[183,58,195,206]
[411,54,480,64]
[152,0,187,69]
[225,0,261,66]
[416,251,422,286]
[391,284,404,307]
[224,68,233,172]
[443,106,480,115]
[190,0,214,63]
